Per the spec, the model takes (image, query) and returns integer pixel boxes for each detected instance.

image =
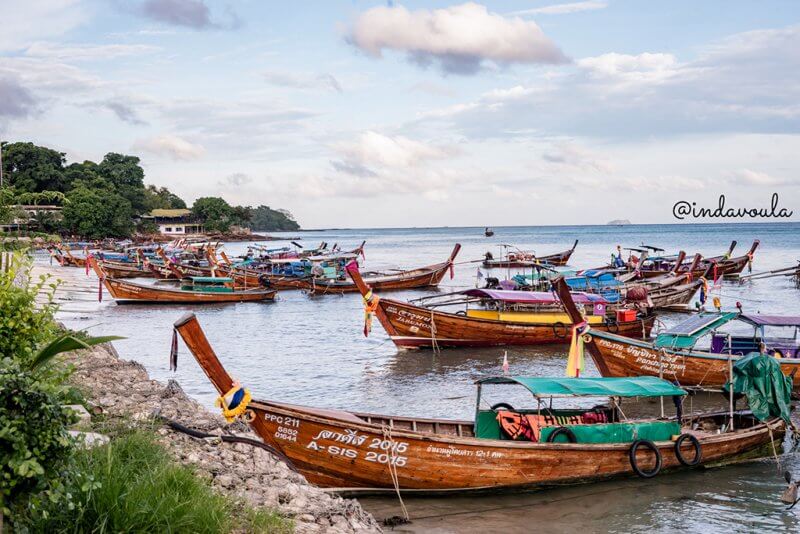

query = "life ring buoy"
[674,433,702,466]
[553,322,568,339]
[491,402,514,412]
[546,426,577,443]
[629,439,662,478]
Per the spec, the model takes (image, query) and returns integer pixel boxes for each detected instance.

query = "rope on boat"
[157,415,299,473]
[381,423,410,523]
[429,309,441,354]
[766,421,781,473]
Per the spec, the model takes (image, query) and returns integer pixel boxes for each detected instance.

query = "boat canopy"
[190,276,233,283]
[462,289,607,305]
[476,376,685,398]
[654,312,738,349]
[740,314,800,327]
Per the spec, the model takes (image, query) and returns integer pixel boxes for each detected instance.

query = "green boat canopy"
[476,376,686,398]
[189,277,233,283]
[654,312,739,350]
[723,352,792,422]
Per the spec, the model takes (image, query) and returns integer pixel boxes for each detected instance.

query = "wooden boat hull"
[99,260,153,279]
[173,314,785,494]
[582,330,800,388]
[99,276,275,304]
[374,298,654,349]
[483,240,578,268]
[301,244,461,295]
[646,280,701,309]
[248,401,783,492]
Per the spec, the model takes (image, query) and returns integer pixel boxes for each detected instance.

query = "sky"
[0,0,798,228]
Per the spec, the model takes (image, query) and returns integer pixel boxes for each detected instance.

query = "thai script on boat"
[426,445,504,459]
[387,307,433,331]
[310,428,368,446]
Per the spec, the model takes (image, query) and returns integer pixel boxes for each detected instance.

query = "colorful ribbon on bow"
[215,382,252,423]
[566,322,590,377]
[363,289,380,337]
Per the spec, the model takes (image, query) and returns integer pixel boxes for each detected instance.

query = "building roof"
[150,209,192,218]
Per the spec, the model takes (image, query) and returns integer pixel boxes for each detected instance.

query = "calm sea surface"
[58,222,800,532]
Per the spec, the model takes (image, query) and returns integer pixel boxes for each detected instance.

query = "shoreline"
[65,342,381,534]
[32,261,381,533]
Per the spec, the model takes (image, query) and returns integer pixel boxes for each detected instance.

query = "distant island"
[607,219,631,225]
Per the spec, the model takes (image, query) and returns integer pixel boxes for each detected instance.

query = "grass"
[21,429,293,534]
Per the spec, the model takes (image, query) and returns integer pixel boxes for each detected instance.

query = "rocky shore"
[66,342,381,534]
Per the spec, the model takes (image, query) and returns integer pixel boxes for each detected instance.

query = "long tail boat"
[483,240,578,269]
[299,244,462,295]
[538,239,579,266]
[554,278,800,388]
[96,259,154,279]
[89,258,275,304]
[637,241,759,279]
[174,313,786,493]
[346,262,653,349]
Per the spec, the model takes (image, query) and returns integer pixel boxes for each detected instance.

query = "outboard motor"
[484,277,500,289]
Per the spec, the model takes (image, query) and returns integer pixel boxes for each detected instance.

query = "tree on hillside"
[143,185,187,211]
[250,205,300,231]
[97,153,147,214]
[62,186,133,238]
[1,142,66,193]
[191,196,232,232]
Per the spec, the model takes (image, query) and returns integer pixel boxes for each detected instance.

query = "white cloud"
[24,42,159,61]
[414,25,800,139]
[334,131,452,168]
[541,142,614,174]
[262,71,342,93]
[133,135,205,160]
[511,1,608,16]
[729,169,794,186]
[0,0,87,52]
[346,2,568,74]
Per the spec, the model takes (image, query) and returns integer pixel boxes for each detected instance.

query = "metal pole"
[0,140,4,188]
[659,350,665,418]
[728,333,734,431]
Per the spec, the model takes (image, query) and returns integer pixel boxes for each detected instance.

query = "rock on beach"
[66,343,381,533]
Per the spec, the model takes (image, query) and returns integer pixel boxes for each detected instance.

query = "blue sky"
[1,1,798,228]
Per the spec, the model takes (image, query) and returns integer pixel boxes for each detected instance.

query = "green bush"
[0,254,59,365]
[22,430,292,533]
[0,364,75,527]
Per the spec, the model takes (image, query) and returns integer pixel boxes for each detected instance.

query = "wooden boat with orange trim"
[483,240,578,269]
[89,257,275,304]
[637,241,759,279]
[297,244,462,295]
[173,312,787,494]
[554,277,800,388]
[346,262,654,349]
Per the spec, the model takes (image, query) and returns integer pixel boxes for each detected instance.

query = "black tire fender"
[553,321,568,339]
[491,402,514,412]
[546,427,577,443]
[674,433,702,466]
[606,317,619,333]
[629,439,662,478]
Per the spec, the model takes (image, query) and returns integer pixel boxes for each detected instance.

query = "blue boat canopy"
[476,376,686,398]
